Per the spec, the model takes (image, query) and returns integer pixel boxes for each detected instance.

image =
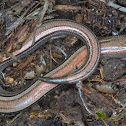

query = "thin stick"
[76,81,94,115]
[100,0,126,13]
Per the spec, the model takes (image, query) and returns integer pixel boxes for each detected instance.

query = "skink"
[0,20,126,113]
[0,20,100,84]
[0,47,88,113]
[39,35,126,83]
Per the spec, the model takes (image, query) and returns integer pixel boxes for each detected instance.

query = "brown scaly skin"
[0,20,126,113]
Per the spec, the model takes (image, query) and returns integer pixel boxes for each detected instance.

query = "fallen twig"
[54,5,82,11]
[100,0,126,13]
[76,81,94,115]
[5,112,22,126]
[32,0,49,45]
[2,50,19,62]
[5,2,36,35]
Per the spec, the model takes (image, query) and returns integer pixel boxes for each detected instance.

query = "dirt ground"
[0,0,126,126]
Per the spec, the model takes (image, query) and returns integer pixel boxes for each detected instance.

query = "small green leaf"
[95,111,106,120]
[95,111,117,121]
